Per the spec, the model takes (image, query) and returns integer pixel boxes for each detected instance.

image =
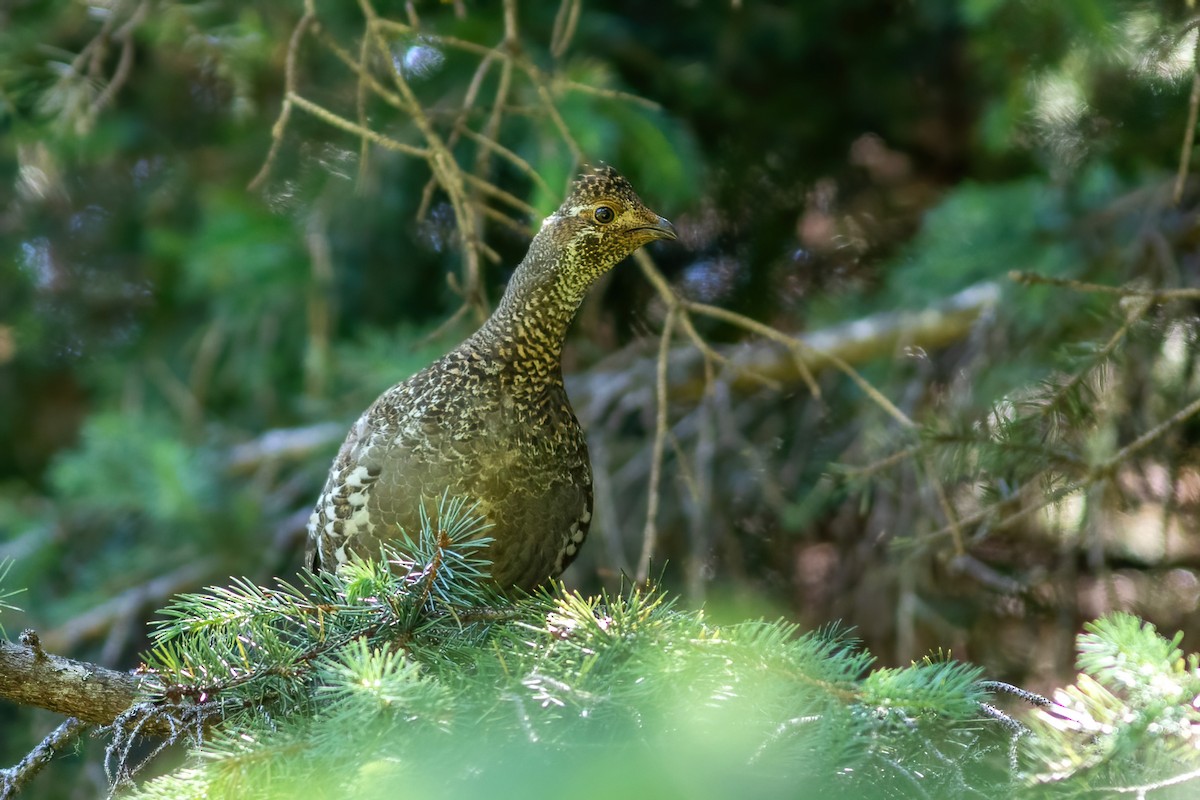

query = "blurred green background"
[4,0,1200,793]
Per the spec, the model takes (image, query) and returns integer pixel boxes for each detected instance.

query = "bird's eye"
[593,205,615,224]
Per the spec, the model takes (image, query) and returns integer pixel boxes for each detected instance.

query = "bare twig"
[635,252,785,394]
[417,47,499,222]
[1175,27,1200,205]
[462,171,540,217]
[313,27,411,114]
[287,92,429,158]
[1009,270,1200,301]
[562,80,662,111]
[248,9,315,191]
[82,0,147,130]
[550,0,582,59]
[841,444,923,480]
[569,282,1002,424]
[685,298,915,427]
[355,25,375,186]
[636,308,677,583]
[461,127,551,196]
[361,0,489,314]
[0,717,90,800]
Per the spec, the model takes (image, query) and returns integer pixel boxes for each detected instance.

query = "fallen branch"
[695,281,1000,400]
[570,281,1001,423]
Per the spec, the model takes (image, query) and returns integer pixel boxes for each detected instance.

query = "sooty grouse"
[306,165,676,591]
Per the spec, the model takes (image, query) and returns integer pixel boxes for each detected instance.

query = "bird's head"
[538,164,676,280]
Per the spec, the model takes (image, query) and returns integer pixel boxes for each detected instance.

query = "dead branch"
[0,717,90,800]
[1010,270,1200,300]
[570,281,1001,424]
[636,308,677,582]
[1175,26,1200,205]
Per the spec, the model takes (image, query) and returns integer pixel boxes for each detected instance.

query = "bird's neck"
[471,239,594,386]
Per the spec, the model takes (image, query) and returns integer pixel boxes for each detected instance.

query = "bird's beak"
[638,215,677,242]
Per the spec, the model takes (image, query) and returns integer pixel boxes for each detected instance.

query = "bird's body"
[307,166,675,591]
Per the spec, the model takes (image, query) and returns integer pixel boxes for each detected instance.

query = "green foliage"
[0,558,24,638]
[1023,614,1200,798]
[115,500,1014,798]
[50,412,218,532]
[883,170,1120,331]
[116,511,1200,799]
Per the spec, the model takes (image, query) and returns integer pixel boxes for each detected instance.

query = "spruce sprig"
[119,505,1033,799]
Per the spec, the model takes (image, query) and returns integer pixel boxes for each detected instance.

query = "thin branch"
[1100,392,1200,471]
[636,308,677,583]
[471,199,532,238]
[82,0,146,130]
[0,717,90,800]
[684,298,914,427]
[417,300,475,350]
[561,79,662,111]
[460,126,551,196]
[355,23,375,186]
[462,171,540,217]
[313,27,411,114]
[550,0,582,59]
[417,47,498,222]
[360,0,487,313]
[1009,270,1200,301]
[1175,27,1200,206]
[568,282,1002,424]
[248,9,315,191]
[841,444,923,480]
[527,65,584,163]
[1044,299,1147,411]
[286,92,429,158]
[635,252,784,395]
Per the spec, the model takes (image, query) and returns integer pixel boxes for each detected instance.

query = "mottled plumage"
[307,165,675,591]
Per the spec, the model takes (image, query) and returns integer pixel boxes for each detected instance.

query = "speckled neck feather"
[473,165,654,388]
[306,164,674,592]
